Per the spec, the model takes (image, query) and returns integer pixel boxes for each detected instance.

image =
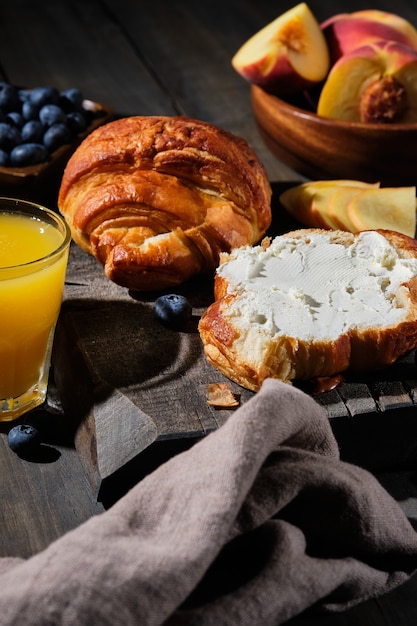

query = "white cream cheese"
[217,231,417,341]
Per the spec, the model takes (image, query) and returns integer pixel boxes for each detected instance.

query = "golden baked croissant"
[58,115,272,291]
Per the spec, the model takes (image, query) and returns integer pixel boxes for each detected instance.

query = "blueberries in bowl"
[0,81,101,168]
[153,294,193,328]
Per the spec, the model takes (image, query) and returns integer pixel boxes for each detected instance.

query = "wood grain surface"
[53,208,417,503]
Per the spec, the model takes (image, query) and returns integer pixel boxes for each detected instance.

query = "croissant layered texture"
[58,116,272,291]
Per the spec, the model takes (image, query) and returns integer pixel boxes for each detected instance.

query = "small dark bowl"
[251,84,417,186]
[0,99,113,201]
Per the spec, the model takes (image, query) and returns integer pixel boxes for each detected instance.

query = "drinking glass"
[0,197,71,421]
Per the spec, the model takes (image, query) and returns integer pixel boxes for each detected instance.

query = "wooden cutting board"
[52,243,417,503]
[52,243,255,501]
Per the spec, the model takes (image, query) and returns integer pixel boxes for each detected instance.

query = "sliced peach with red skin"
[351,10,417,49]
[232,3,330,95]
[317,40,417,123]
[321,10,417,64]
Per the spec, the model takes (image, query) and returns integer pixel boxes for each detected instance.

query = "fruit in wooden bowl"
[232,3,330,95]
[251,83,417,186]
[317,40,417,123]
[322,9,417,64]
[234,5,417,186]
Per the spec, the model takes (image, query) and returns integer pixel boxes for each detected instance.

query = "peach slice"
[231,3,330,95]
[279,180,377,228]
[317,40,417,123]
[311,190,340,230]
[322,10,417,64]
[347,187,416,237]
[328,187,365,231]
[280,180,341,228]
[280,180,415,236]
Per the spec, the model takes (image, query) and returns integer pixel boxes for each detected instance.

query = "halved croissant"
[58,115,272,291]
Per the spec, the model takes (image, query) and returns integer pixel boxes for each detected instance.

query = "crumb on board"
[206,383,240,408]
[261,236,271,251]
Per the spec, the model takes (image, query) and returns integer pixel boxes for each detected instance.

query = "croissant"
[58,115,272,291]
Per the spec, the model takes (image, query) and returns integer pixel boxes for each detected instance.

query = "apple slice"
[232,3,330,95]
[317,40,417,123]
[347,187,416,237]
[321,10,417,64]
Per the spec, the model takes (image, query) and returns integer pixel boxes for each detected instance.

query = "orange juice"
[0,202,70,420]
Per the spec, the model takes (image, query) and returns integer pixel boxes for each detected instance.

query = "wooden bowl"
[251,84,417,186]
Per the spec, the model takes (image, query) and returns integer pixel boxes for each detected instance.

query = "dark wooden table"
[1,0,417,623]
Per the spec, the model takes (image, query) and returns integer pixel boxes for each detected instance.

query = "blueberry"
[18,88,31,102]
[22,99,39,121]
[0,83,20,112]
[0,122,21,150]
[43,123,71,151]
[6,111,23,128]
[39,103,66,126]
[60,87,84,110]
[30,85,60,107]
[66,110,87,134]
[10,143,48,166]
[8,423,41,455]
[21,119,44,143]
[0,148,9,166]
[153,294,192,328]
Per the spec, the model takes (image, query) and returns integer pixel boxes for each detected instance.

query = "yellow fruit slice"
[280,182,328,227]
[317,40,417,123]
[347,187,416,237]
[311,190,341,229]
[328,187,366,231]
[280,180,379,229]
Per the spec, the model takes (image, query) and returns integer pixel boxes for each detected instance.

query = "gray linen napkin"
[0,378,416,625]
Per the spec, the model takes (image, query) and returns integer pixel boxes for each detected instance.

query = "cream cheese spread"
[217,231,417,341]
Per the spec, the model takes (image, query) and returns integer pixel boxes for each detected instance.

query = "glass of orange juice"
[0,197,71,421]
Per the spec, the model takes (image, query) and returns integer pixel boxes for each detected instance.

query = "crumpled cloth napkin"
[1,378,417,626]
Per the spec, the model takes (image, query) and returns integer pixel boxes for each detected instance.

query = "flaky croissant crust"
[58,115,272,291]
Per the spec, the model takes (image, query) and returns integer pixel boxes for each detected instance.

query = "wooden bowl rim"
[251,84,417,135]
